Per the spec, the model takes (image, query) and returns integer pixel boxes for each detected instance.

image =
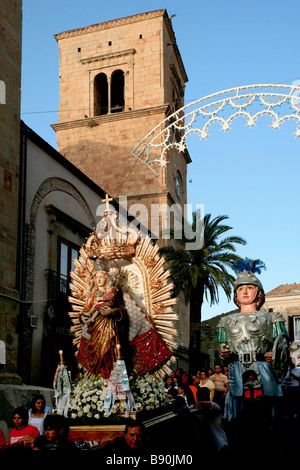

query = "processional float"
[67,198,178,416]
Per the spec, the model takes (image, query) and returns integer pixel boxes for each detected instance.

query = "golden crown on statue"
[86,194,140,260]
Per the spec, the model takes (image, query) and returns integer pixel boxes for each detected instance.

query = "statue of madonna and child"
[216,259,290,421]
[76,259,126,379]
[68,207,178,417]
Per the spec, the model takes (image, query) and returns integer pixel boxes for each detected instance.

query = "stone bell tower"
[52,9,191,229]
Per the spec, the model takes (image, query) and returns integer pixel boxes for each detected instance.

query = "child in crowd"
[8,407,40,447]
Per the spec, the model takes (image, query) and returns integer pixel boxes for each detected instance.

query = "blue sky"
[21,0,300,320]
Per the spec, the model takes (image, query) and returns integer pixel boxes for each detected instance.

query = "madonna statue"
[68,205,178,417]
[76,259,127,379]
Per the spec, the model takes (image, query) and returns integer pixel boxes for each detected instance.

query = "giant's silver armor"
[217,310,285,375]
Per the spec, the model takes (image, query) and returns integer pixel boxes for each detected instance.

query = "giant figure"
[216,259,289,420]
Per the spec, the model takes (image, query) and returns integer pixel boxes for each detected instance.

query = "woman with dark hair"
[164,375,178,399]
[8,407,40,446]
[198,370,215,401]
[177,381,195,407]
[28,394,51,435]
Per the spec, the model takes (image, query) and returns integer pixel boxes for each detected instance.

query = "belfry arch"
[94,73,108,116]
[93,70,125,116]
[132,84,300,175]
[111,69,125,113]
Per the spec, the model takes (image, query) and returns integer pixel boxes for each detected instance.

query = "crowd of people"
[0,394,66,451]
[0,362,300,455]
[0,397,79,452]
[165,366,229,410]
[164,365,229,453]
[0,367,229,454]
[164,361,300,454]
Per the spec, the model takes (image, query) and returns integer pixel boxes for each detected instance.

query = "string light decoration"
[132,84,300,175]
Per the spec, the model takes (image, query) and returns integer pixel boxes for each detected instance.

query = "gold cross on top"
[102,193,113,211]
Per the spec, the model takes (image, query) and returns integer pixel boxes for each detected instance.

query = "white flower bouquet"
[69,373,171,423]
[132,374,171,412]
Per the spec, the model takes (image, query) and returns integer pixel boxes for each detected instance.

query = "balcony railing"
[45,269,71,302]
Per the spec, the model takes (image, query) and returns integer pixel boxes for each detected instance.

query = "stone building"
[0,0,22,383]
[264,283,300,365]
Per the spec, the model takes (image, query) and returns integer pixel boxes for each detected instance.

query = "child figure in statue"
[216,259,289,420]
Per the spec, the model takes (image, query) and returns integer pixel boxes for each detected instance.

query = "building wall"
[23,130,109,384]
[264,293,300,365]
[0,0,22,381]
[264,293,300,320]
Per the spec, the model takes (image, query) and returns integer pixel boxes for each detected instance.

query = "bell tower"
[52,9,191,227]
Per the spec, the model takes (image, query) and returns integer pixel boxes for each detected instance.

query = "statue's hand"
[264,352,272,364]
[81,313,93,324]
[220,344,231,359]
[100,306,114,316]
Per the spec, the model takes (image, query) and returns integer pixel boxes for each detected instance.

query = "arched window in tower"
[111,69,124,113]
[94,73,108,116]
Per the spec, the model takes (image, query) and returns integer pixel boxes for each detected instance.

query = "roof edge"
[54,9,166,40]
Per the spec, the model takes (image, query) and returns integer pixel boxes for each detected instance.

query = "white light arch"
[132,84,300,175]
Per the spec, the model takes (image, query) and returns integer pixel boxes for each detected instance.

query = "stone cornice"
[51,104,169,131]
[81,48,136,64]
[54,9,166,40]
[123,190,170,200]
[183,148,192,164]
[45,204,92,236]
[266,293,300,299]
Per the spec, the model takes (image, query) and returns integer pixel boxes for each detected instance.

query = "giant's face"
[236,284,258,306]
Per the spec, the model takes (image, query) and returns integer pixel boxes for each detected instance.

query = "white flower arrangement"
[132,374,171,411]
[69,374,171,422]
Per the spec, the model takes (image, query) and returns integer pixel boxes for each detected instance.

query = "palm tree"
[159,212,246,368]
